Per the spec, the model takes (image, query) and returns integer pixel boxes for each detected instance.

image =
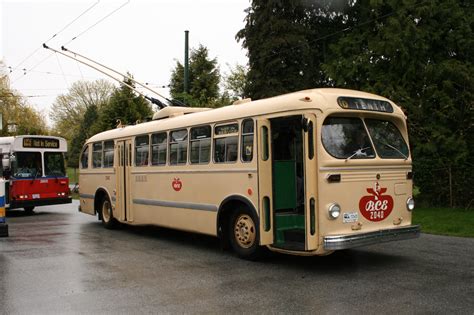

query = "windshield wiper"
[346,147,371,161]
[383,143,408,160]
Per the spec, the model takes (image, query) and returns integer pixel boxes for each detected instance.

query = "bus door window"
[92,142,103,168]
[151,133,167,166]
[214,123,238,163]
[103,141,114,168]
[44,152,65,177]
[135,136,150,167]
[241,119,254,162]
[169,129,188,165]
[271,116,304,213]
[190,126,211,164]
[12,152,42,178]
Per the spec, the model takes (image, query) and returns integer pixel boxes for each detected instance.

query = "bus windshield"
[44,152,66,176]
[322,117,375,159]
[365,119,409,159]
[322,117,409,160]
[12,152,42,178]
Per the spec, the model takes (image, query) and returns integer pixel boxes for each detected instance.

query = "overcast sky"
[1,0,250,125]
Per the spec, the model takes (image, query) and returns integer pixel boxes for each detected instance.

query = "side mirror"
[2,158,10,169]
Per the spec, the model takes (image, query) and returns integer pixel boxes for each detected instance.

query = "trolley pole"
[0,178,8,237]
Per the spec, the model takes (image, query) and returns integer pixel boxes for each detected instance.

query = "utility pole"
[184,30,189,94]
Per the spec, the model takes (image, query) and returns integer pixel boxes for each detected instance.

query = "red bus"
[0,135,71,212]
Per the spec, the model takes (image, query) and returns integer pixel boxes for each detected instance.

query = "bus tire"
[229,206,262,260]
[100,196,117,229]
[24,206,35,213]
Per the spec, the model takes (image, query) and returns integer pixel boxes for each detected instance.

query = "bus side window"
[135,135,150,167]
[80,145,89,169]
[170,129,188,165]
[214,123,238,163]
[103,141,114,168]
[151,132,167,166]
[92,143,102,168]
[241,119,254,162]
[190,126,211,164]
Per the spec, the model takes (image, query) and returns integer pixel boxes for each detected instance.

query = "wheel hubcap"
[102,200,111,222]
[234,214,256,249]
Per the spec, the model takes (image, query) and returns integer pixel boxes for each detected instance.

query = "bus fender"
[94,186,114,215]
[217,195,259,247]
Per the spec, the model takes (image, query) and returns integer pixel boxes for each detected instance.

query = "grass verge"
[413,207,474,238]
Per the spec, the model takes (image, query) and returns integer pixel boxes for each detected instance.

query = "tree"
[50,79,114,141]
[223,63,249,100]
[0,74,48,136]
[321,0,474,207]
[68,104,99,168]
[236,0,316,99]
[237,0,474,207]
[97,76,153,130]
[169,44,221,107]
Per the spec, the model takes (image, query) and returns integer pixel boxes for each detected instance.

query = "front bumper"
[8,197,72,210]
[323,225,421,250]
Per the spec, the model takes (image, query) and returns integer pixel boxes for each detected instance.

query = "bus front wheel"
[229,207,262,260]
[100,197,117,229]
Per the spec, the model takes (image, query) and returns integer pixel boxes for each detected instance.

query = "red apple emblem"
[359,182,394,222]
[172,178,182,191]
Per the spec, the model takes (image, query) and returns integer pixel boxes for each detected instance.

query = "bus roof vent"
[233,98,252,105]
[152,107,212,120]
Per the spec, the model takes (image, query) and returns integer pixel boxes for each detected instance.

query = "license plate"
[32,194,40,199]
[343,212,358,223]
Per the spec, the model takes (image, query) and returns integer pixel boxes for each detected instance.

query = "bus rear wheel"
[100,197,117,229]
[229,207,262,260]
[24,206,35,213]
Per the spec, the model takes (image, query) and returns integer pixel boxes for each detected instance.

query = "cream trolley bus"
[79,88,420,259]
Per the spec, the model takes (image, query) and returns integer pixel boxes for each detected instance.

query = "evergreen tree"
[68,104,99,168]
[322,0,473,207]
[97,76,153,130]
[236,0,316,99]
[170,45,221,107]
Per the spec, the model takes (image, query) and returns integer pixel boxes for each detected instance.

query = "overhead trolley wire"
[10,0,101,77]
[12,0,130,84]
[63,0,130,45]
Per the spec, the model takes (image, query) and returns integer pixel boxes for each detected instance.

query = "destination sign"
[215,124,238,135]
[337,97,394,113]
[23,138,60,149]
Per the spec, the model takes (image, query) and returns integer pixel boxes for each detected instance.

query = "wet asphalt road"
[1,202,473,314]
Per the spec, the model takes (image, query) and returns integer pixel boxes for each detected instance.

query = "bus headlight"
[328,203,341,219]
[406,197,415,211]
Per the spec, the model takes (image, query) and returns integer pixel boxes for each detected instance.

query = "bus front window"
[12,152,42,178]
[365,119,409,159]
[322,117,375,159]
[44,152,66,177]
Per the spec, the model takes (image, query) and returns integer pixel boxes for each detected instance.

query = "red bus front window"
[44,152,66,177]
[12,152,42,178]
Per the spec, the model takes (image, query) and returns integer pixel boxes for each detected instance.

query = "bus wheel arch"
[217,196,262,259]
[94,189,117,229]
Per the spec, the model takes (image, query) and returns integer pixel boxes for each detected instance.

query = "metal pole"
[184,30,189,94]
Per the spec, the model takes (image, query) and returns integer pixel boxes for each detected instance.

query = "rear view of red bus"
[0,136,71,212]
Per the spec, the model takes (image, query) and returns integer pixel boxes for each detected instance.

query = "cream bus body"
[79,88,420,258]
